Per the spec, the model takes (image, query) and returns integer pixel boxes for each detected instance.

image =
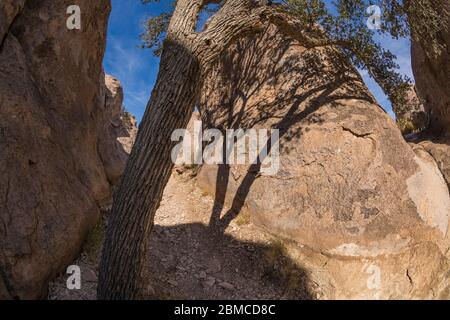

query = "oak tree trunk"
[98,41,200,299]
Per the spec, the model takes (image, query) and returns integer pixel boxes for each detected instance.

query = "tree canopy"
[139,0,431,112]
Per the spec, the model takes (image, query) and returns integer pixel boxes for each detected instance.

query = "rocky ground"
[48,167,315,300]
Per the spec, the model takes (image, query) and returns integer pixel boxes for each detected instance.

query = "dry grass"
[235,211,251,226]
[397,118,418,135]
[263,239,311,299]
[83,221,105,262]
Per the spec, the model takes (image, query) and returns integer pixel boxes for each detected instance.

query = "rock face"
[394,84,428,133]
[0,0,25,44]
[410,0,450,134]
[408,1,450,225]
[174,111,201,169]
[0,0,135,299]
[417,138,450,190]
[197,26,450,299]
[99,75,138,187]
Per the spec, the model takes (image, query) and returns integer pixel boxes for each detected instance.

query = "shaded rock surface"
[0,0,25,45]
[0,0,135,299]
[394,84,428,133]
[409,134,450,191]
[174,111,201,169]
[410,0,450,134]
[408,0,450,208]
[99,75,138,187]
[197,25,450,299]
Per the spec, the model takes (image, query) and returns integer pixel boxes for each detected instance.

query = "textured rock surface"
[0,0,25,45]
[99,75,137,187]
[174,111,201,168]
[394,84,428,132]
[197,26,450,298]
[0,0,135,299]
[416,136,450,189]
[282,238,450,299]
[409,0,450,211]
[410,0,450,134]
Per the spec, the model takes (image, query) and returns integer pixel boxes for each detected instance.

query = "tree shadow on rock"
[204,51,374,234]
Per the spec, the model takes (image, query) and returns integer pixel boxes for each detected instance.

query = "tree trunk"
[97,40,200,299]
[97,0,312,299]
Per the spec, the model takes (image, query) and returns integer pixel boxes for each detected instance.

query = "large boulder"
[0,0,135,299]
[197,26,450,299]
[408,0,450,217]
[410,0,450,134]
[416,137,450,190]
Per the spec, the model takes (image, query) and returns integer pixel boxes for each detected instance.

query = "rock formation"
[393,84,428,133]
[197,25,450,299]
[174,111,201,170]
[99,75,138,187]
[410,0,450,134]
[0,0,135,299]
[416,140,450,190]
[1,0,448,301]
[407,0,450,194]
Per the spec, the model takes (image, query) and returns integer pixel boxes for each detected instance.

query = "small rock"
[206,258,222,273]
[167,280,178,287]
[175,167,185,174]
[219,282,235,291]
[198,271,207,279]
[203,276,215,287]
[84,268,97,283]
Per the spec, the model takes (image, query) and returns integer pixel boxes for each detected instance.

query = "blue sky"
[104,0,413,122]
[104,0,171,121]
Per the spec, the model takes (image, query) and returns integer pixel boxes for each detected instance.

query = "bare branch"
[259,5,352,48]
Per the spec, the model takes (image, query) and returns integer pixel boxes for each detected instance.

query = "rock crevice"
[0,0,136,299]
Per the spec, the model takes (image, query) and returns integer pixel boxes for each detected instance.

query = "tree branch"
[258,5,352,49]
[167,0,203,42]
[192,0,351,73]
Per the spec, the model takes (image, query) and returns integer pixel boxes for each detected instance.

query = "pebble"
[84,268,97,283]
[219,282,235,291]
[167,280,178,287]
[203,276,216,287]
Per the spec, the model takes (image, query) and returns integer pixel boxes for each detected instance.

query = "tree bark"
[97,40,201,299]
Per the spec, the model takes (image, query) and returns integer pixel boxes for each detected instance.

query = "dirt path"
[49,168,312,300]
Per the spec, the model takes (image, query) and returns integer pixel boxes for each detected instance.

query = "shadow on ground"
[145,223,315,300]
